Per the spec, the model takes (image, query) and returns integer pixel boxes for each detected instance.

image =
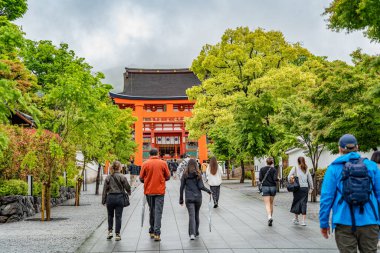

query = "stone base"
[0,187,75,223]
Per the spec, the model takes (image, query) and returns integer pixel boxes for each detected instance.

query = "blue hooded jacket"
[319,152,380,229]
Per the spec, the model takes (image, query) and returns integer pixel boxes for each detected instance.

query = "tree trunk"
[95,164,101,195]
[240,160,245,183]
[311,172,317,202]
[46,183,51,221]
[75,178,83,206]
[41,183,45,221]
[226,160,230,180]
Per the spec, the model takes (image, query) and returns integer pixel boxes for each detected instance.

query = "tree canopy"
[324,0,380,42]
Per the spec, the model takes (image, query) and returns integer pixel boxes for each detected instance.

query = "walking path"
[77,179,338,253]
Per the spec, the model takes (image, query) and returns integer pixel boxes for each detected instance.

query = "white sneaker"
[190,234,195,240]
[300,221,306,226]
[292,218,299,225]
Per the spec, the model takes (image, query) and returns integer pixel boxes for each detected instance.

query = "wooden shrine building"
[110,68,208,166]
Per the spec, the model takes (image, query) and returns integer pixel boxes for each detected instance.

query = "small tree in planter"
[22,130,66,221]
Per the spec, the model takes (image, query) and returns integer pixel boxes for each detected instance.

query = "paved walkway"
[77,179,339,253]
[222,180,321,221]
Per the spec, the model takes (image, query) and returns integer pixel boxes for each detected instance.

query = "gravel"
[0,182,106,253]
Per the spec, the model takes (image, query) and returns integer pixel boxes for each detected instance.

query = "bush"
[244,171,252,179]
[50,181,60,198]
[33,181,42,196]
[67,178,76,188]
[282,166,294,180]
[316,168,327,181]
[0,179,28,196]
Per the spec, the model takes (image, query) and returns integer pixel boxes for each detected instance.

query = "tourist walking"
[206,157,222,208]
[371,150,380,249]
[128,160,140,188]
[288,157,313,226]
[259,157,277,226]
[319,134,380,253]
[139,148,171,241]
[201,160,208,180]
[177,154,191,178]
[102,161,131,241]
[179,159,212,240]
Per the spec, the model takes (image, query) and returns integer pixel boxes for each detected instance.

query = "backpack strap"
[260,167,272,184]
[349,204,356,232]
[111,174,125,193]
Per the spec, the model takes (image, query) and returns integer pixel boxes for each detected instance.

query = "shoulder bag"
[258,167,272,193]
[286,167,300,192]
[111,175,130,207]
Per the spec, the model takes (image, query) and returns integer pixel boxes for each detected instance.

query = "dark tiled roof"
[120,68,201,97]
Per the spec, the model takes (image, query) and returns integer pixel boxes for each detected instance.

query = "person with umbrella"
[179,159,212,240]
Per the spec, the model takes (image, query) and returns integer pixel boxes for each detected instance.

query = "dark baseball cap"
[339,134,358,149]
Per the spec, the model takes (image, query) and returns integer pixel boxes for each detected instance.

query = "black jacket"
[180,172,211,204]
[259,166,278,187]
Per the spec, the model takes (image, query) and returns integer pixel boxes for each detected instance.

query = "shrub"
[67,178,76,188]
[50,181,60,198]
[316,168,327,181]
[282,166,294,179]
[0,179,28,196]
[244,171,252,179]
[33,181,42,196]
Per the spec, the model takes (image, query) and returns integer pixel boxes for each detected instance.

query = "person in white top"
[288,156,314,226]
[206,157,223,208]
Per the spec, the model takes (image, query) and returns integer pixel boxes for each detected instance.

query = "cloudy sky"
[16,0,379,92]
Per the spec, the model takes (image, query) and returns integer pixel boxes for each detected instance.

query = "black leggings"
[106,193,124,233]
[210,185,221,204]
[186,199,202,236]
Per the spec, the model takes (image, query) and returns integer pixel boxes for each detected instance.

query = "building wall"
[286,147,380,169]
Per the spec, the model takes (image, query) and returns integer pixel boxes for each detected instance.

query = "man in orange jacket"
[140,148,170,241]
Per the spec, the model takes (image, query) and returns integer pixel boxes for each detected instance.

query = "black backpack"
[338,158,378,231]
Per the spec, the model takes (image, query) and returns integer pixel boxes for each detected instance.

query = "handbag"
[258,167,272,193]
[111,175,130,207]
[286,167,300,192]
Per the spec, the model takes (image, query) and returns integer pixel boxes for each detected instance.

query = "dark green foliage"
[0,0,28,21]
[324,0,380,42]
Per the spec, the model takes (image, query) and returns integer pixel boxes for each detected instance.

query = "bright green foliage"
[324,0,380,42]
[309,58,380,153]
[0,179,27,196]
[188,27,312,162]
[0,0,28,21]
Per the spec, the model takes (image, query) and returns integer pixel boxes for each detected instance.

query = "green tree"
[0,0,28,21]
[324,0,380,42]
[188,27,311,183]
[309,58,380,153]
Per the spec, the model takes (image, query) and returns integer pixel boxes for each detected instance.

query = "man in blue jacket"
[319,134,380,252]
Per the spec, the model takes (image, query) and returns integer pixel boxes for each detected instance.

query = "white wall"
[286,147,379,169]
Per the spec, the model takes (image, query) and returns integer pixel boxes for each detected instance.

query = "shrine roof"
[116,68,201,99]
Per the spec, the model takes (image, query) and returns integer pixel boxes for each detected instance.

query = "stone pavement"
[77,179,339,253]
[222,180,321,221]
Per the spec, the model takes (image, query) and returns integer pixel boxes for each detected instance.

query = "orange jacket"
[140,156,170,195]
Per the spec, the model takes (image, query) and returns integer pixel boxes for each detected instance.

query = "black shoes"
[268,218,273,226]
[213,202,218,208]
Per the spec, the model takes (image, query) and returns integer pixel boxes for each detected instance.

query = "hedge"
[0,179,28,196]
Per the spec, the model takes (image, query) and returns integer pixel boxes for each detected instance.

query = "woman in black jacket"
[259,157,278,227]
[179,159,211,240]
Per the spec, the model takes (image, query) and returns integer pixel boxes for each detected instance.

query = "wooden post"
[41,183,45,221]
